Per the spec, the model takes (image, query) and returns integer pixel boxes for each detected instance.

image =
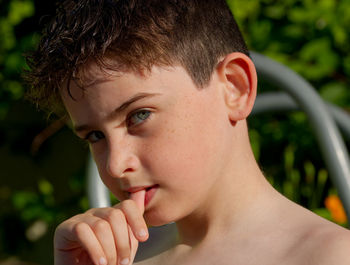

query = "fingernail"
[138,229,147,238]
[99,257,107,265]
[120,258,130,265]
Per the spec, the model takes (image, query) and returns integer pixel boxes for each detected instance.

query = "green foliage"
[0,0,35,120]
[8,0,35,25]
[228,0,350,107]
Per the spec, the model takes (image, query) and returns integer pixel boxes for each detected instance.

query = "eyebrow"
[74,92,161,133]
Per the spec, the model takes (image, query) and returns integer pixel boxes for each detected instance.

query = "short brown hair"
[25,0,249,115]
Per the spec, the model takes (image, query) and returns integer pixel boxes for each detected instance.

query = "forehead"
[60,63,199,124]
[69,55,179,89]
[63,62,184,100]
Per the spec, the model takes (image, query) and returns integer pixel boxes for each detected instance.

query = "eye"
[127,109,151,128]
[85,131,105,143]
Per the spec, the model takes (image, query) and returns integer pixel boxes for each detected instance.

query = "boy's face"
[62,64,233,225]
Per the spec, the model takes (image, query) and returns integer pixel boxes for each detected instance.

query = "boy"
[25,0,350,264]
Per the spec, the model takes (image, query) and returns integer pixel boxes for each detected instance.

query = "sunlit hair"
[25,0,248,115]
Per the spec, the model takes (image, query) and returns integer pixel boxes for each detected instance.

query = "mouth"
[144,184,159,206]
[126,184,159,206]
[126,184,156,194]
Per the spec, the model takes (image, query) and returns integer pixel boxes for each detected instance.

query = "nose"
[105,138,140,178]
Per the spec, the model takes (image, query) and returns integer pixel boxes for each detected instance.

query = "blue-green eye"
[127,110,151,127]
[85,131,105,143]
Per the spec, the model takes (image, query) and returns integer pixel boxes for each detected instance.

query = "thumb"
[130,189,146,214]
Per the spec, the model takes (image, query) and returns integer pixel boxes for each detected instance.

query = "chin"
[144,208,177,227]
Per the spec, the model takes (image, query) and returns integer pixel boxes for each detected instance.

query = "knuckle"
[71,213,86,222]
[92,219,109,232]
[116,241,131,257]
[73,221,89,235]
[106,208,124,222]
[85,207,98,214]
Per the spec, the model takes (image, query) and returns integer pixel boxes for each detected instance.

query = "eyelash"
[84,130,104,144]
[126,109,152,128]
[84,109,152,144]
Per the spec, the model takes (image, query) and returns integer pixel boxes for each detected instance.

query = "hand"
[54,190,148,265]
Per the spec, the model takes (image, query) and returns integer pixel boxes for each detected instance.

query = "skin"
[57,53,350,265]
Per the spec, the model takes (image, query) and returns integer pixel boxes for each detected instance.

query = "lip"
[126,186,152,194]
[144,184,159,206]
[125,184,159,206]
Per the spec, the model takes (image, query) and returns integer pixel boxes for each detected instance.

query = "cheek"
[143,122,221,224]
[143,112,222,187]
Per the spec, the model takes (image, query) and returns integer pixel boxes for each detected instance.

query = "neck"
[175,124,278,247]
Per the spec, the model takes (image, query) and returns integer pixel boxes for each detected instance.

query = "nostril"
[123,168,134,174]
[107,153,140,178]
[119,168,134,178]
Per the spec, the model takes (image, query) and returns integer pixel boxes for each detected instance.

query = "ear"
[216,52,257,122]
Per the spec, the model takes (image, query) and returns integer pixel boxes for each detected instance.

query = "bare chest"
[135,237,300,265]
[134,222,313,265]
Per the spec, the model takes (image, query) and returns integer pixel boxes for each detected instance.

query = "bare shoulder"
[276,198,350,265]
[310,225,350,264]
[292,221,350,265]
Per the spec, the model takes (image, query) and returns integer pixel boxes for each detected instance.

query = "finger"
[95,208,132,265]
[130,189,145,214]
[129,225,139,264]
[73,222,108,265]
[120,193,148,242]
[90,219,117,265]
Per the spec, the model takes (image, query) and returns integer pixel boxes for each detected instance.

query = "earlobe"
[217,52,257,122]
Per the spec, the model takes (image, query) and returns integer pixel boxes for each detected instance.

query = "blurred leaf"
[12,191,38,210]
[227,0,260,21]
[250,19,272,49]
[249,129,261,161]
[283,24,304,38]
[288,7,312,24]
[4,51,25,73]
[298,38,339,80]
[331,24,347,47]
[343,55,350,76]
[3,80,24,100]
[290,112,307,124]
[317,169,328,188]
[290,168,300,186]
[283,181,294,200]
[8,0,35,25]
[0,102,9,120]
[301,185,312,198]
[264,5,285,19]
[38,179,53,196]
[0,18,16,50]
[304,161,315,184]
[320,82,349,105]
[313,208,332,220]
[79,197,89,211]
[284,145,295,171]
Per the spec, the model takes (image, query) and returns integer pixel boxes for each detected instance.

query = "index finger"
[119,190,148,242]
[129,189,145,214]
